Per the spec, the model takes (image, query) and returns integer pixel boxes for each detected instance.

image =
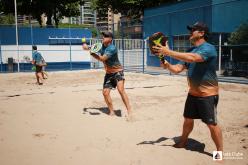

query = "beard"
[190,35,204,45]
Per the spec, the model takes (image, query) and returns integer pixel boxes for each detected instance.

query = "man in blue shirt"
[89,32,132,119]
[32,45,44,85]
[153,22,223,152]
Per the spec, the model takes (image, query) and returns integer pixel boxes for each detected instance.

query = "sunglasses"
[190,28,199,32]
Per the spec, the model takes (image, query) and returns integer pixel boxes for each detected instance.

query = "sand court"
[0,70,247,165]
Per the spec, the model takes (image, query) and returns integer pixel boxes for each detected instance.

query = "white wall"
[1,45,91,63]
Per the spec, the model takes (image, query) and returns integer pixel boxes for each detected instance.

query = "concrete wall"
[1,45,90,63]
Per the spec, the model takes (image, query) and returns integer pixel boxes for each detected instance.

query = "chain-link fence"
[0,24,247,80]
[0,24,93,72]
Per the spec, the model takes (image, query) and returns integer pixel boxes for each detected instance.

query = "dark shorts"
[35,65,42,73]
[103,71,125,89]
[184,94,219,125]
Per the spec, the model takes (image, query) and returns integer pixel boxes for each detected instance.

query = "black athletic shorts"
[103,71,125,89]
[35,65,42,73]
[183,94,219,125]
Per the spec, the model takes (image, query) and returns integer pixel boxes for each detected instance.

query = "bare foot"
[173,142,187,148]
[109,111,115,116]
[125,112,135,122]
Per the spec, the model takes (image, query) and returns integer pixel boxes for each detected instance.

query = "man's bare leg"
[117,80,131,115]
[174,118,194,148]
[207,124,223,151]
[102,88,115,115]
[36,72,43,85]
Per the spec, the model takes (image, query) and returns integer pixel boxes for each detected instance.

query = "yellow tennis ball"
[81,37,86,43]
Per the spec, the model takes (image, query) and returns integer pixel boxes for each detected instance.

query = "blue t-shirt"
[32,51,43,65]
[180,42,219,96]
[100,44,122,69]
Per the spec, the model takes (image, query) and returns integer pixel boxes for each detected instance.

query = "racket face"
[90,43,102,54]
[148,32,167,54]
[31,66,36,71]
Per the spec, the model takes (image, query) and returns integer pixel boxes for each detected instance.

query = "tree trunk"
[46,12,53,28]
[53,11,59,28]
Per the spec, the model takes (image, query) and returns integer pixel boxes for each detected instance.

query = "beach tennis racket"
[90,43,102,54]
[31,65,36,71]
[148,32,167,62]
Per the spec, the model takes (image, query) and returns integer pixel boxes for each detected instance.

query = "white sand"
[0,70,247,165]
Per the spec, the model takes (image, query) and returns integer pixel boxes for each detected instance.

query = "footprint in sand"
[32,133,45,138]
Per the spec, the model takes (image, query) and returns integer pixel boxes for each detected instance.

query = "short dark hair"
[32,45,37,50]
[101,31,113,38]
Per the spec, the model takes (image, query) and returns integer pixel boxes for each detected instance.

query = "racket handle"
[158,55,165,62]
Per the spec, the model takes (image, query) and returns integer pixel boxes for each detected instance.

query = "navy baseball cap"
[102,31,113,38]
[187,22,209,33]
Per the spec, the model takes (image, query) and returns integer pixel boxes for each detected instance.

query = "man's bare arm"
[161,60,186,74]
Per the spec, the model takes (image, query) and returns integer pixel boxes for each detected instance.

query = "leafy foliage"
[0,0,84,27]
[0,0,184,27]
[0,14,15,24]
[228,22,248,45]
[91,0,181,19]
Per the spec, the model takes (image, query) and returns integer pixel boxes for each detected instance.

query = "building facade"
[61,1,121,35]
[144,0,248,67]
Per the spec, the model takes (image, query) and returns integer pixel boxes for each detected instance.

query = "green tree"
[228,22,248,45]
[0,0,84,27]
[0,14,15,24]
[91,0,181,19]
[41,0,84,27]
[0,0,183,27]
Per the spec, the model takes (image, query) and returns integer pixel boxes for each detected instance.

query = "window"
[173,35,191,52]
